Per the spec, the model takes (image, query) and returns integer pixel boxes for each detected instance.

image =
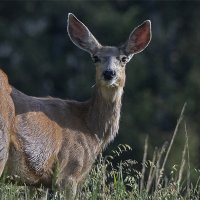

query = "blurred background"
[0,1,200,178]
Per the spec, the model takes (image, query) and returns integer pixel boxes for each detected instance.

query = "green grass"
[0,103,200,199]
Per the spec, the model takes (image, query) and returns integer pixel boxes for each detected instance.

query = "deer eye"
[92,56,101,63]
[121,56,128,63]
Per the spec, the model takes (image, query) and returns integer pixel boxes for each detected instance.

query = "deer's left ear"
[124,20,152,55]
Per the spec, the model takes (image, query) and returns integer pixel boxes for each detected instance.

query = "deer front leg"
[54,176,78,200]
[64,178,78,200]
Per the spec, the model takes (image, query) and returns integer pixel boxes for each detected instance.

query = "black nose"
[103,70,116,80]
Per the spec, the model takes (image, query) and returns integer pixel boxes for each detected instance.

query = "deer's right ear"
[67,13,101,54]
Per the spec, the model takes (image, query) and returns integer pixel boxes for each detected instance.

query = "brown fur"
[0,14,151,198]
[0,70,15,176]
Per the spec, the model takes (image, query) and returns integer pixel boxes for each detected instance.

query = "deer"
[0,13,151,198]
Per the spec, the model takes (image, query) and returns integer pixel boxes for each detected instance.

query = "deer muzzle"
[103,69,116,81]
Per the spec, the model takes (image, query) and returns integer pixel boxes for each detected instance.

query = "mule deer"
[0,13,151,198]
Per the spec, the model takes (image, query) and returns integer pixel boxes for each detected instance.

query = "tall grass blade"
[156,102,187,189]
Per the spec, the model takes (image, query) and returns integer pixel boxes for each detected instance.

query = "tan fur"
[0,14,151,198]
[0,70,15,176]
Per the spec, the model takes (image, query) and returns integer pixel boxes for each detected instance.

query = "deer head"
[67,13,151,101]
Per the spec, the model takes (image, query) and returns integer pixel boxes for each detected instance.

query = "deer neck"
[87,85,123,149]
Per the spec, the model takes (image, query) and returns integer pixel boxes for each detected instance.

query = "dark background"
[0,0,199,178]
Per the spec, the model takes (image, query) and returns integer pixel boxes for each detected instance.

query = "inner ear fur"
[125,20,152,55]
